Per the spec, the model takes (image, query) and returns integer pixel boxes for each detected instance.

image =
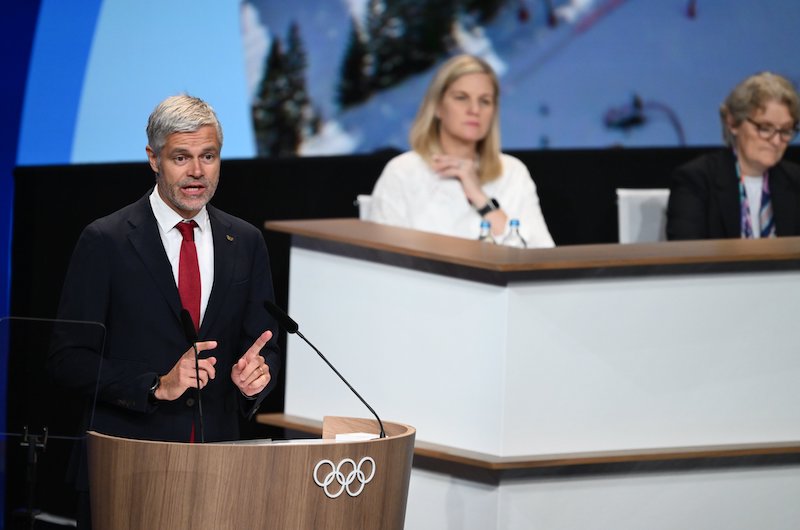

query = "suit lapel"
[714,151,741,237]
[200,206,236,335]
[126,193,184,322]
[770,163,797,236]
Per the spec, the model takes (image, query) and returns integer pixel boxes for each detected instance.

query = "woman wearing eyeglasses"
[667,72,800,240]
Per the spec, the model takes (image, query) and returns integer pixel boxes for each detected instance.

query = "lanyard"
[734,154,774,238]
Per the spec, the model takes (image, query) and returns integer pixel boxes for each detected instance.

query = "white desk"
[266,219,800,530]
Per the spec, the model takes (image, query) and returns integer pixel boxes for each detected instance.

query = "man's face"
[147,125,221,218]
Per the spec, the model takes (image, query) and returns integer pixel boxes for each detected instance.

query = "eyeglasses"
[745,118,798,142]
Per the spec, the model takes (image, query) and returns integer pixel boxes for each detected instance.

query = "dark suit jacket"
[666,149,800,240]
[48,191,281,443]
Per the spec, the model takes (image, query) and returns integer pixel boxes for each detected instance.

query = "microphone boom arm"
[295,330,386,438]
[264,299,385,438]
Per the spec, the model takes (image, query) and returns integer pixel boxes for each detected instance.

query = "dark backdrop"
[7,145,800,522]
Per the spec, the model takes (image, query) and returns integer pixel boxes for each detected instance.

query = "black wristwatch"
[148,375,161,405]
[477,197,500,217]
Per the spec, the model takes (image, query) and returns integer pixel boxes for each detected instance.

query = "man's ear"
[146,145,159,174]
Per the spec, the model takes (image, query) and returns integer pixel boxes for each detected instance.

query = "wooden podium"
[87,417,415,530]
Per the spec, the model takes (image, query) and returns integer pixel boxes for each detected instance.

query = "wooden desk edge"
[256,413,800,471]
[263,219,800,277]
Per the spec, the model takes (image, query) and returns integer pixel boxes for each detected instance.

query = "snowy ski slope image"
[243,0,800,155]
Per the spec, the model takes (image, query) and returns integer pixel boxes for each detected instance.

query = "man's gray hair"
[146,94,223,156]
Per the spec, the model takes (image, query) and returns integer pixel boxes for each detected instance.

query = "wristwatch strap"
[477,197,500,217]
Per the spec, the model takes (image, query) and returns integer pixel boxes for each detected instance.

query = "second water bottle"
[502,219,527,248]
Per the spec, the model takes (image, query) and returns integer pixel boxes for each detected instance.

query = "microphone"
[180,309,205,443]
[264,299,386,438]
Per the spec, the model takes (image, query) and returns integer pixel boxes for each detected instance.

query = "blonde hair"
[719,72,799,146]
[409,55,502,184]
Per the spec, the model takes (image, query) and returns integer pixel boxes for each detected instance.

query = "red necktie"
[176,220,200,442]
[176,221,201,330]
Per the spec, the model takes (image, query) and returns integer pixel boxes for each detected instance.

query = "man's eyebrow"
[165,147,191,155]
[165,146,219,155]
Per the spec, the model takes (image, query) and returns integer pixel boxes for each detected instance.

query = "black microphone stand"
[180,310,204,443]
[264,300,385,438]
[295,330,386,438]
[191,341,205,443]
[17,426,48,530]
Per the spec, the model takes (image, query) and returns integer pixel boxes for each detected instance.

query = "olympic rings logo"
[313,457,376,498]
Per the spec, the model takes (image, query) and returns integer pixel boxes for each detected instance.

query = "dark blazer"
[667,149,800,240]
[48,191,281,443]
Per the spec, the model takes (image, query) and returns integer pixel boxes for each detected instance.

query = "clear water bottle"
[478,219,495,244]
[502,219,527,248]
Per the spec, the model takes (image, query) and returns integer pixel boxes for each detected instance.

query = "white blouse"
[368,151,555,247]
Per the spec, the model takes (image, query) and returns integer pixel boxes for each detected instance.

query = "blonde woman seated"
[367,54,555,247]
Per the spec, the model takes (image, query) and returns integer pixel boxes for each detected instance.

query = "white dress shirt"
[743,175,764,237]
[149,188,215,326]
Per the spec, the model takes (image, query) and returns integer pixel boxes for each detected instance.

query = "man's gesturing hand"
[155,341,218,401]
[232,331,273,397]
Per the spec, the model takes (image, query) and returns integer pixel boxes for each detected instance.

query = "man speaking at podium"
[47,94,281,526]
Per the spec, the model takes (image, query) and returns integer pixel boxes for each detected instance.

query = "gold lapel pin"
[226,234,234,242]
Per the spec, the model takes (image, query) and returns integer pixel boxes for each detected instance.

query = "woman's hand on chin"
[431,154,485,205]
